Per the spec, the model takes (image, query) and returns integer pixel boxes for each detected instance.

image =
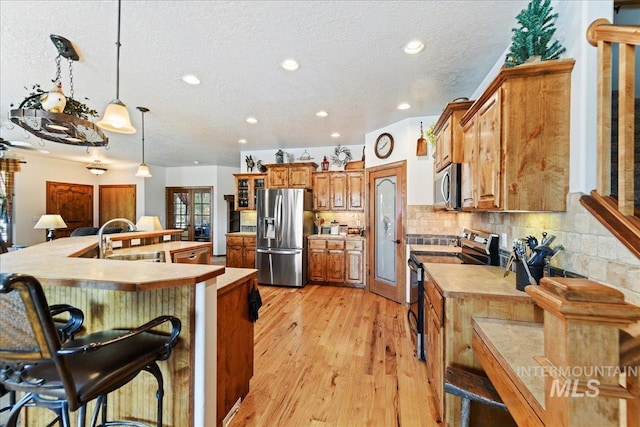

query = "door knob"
[393,239,401,244]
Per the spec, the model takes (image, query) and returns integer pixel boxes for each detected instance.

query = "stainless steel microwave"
[434,163,461,211]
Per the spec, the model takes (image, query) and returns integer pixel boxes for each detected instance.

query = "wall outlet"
[501,233,508,248]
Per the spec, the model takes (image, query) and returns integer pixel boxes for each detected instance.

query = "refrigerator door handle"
[275,194,283,242]
[256,248,301,255]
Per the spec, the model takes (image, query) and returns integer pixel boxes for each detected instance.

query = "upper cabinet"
[433,100,474,172]
[266,162,318,189]
[233,173,266,211]
[312,171,365,212]
[459,59,575,212]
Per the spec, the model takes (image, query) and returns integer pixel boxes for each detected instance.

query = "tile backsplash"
[406,193,640,305]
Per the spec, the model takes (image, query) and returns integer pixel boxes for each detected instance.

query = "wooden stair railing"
[580,19,640,259]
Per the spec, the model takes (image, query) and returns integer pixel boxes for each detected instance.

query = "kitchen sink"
[105,251,166,263]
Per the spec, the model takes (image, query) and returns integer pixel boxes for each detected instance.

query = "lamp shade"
[34,214,67,230]
[97,100,136,134]
[135,216,163,231]
[135,163,152,178]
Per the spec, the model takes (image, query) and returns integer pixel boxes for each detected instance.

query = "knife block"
[515,261,544,291]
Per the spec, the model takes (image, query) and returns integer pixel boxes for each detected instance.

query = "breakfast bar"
[0,230,249,426]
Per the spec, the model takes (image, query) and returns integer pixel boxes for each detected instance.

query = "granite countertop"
[308,234,365,240]
[0,235,224,292]
[424,263,533,302]
[410,244,461,254]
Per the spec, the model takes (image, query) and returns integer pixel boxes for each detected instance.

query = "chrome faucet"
[98,218,136,259]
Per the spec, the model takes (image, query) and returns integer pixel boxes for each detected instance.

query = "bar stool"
[444,366,508,427]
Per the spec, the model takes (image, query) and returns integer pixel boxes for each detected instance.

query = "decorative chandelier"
[135,107,152,178]
[9,35,108,147]
[86,160,108,175]
[96,0,136,134]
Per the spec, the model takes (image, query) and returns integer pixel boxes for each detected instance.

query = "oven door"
[407,254,425,361]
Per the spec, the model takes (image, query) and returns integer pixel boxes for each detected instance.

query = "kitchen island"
[0,231,253,427]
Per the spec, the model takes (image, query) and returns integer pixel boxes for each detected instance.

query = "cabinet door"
[461,117,477,211]
[435,117,453,172]
[326,250,345,282]
[427,305,444,421]
[235,177,250,210]
[309,249,326,281]
[243,245,255,268]
[313,174,331,211]
[226,245,243,267]
[345,250,363,285]
[250,175,267,210]
[173,246,211,265]
[476,91,501,210]
[268,166,288,188]
[330,173,347,211]
[346,172,364,211]
[289,165,312,189]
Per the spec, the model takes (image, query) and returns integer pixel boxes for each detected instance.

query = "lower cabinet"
[307,237,364,287]
[226,234,256,268]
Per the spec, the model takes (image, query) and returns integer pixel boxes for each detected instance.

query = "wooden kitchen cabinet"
[266,162,318,189]
[307,236,364,287]
[433,100,474,172]
[460,116,477,211]
[233,173,266,210]
[423,264,542,427]
[226,234,256,268]
[312,171,365,212]
[459,59,574,211]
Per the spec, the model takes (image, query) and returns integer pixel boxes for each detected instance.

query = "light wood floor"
[229,284,438,427]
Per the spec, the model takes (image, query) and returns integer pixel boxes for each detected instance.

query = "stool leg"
[143,363,164,427]
[460,397,471,427]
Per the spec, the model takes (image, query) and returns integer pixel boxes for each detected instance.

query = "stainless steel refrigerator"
[256,188,313,287]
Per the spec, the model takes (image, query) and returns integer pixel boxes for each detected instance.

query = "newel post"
[526,277,640,427]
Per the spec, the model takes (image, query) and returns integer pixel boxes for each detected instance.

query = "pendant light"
[135,107,151,178]
[86,160,108,175]
[97,0,136,134]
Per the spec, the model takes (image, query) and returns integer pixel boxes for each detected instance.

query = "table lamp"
[135,216,163,231]
[34,214,67,241]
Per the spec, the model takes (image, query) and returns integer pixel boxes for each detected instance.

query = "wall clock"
[375,133,394,159]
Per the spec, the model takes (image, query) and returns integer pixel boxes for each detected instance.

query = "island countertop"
[0,234,224,292]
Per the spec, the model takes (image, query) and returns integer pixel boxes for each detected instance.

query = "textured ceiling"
[0,0,528,168]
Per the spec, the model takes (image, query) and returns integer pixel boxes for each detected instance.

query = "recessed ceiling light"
[246,117,258,124]
[182,74,201,85]
[38,149,50,154]
[281,58,299,71]
[397,103,411,110]
[238,139,247,144]
[193,160,200,165]
[331,132,340,138]
[403,40,425,55]
[316,111,328,118]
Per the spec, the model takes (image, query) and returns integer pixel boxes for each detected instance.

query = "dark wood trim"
[580,190,640,259]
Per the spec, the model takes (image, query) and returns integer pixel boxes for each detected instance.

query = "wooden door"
[99,184,136,226]
[330,173,347,210]
[347,172,364,211]
[327,250,345,282]
[438,117,453,171]
[309,249,326,281]
[46,181,93,238]
[166,187,212,241]
[476,90,501,210]
[312,174,331,210]
[367,161,406,303]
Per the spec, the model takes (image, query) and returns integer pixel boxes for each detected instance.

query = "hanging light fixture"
[135,107,151,178]
[86,160,108,175]
[9,35,108,147]
[96,0,136,134]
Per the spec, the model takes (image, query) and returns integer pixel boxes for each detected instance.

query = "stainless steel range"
[407,228,500,361]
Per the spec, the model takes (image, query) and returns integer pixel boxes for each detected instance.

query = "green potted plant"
[504,0,566,67]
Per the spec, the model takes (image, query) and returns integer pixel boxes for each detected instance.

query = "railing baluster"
[618,42,636,216]
[597,39,612,196]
